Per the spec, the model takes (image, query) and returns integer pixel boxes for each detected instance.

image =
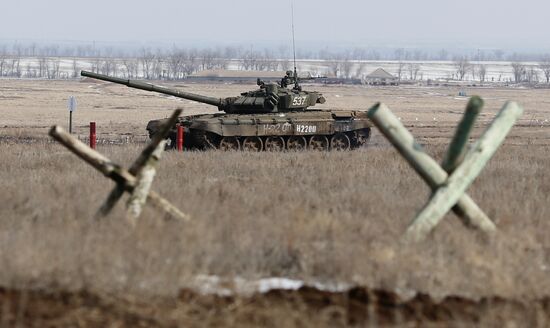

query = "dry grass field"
[1,79,550,326]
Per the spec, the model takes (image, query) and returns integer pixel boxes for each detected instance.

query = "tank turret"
[80,70,325,114]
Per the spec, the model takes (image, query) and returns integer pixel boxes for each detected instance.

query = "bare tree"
[478,64,487,83]
[25,63,33,78]
[122,59,138,79]
[167,48,185,80]
[539,56,550,83]
[341,58,354,79]
[327,59,340,78]
[52,59,60,79]
[38,57,47,77]
[183,49,199,76]
[0,50,6,77]
[407,63,420,80]
[281,60,292,71]
[526,67,539,85]
[354,62,366,78]
[453,56,471,80]
[152,54,164,79]
[396,61,406,81]
[139,48,155,79]
[511,62,526,83]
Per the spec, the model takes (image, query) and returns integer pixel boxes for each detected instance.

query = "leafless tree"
[396,61,406,81]
[182,50,199,76]
[139,48,155,79]
[152,54,164,79]
[354,62,366,78]
[38,57,47,77]
[100,59,117,76]
[200,48,215,71]
[478,64,487,83]
[511,62,526,83]
[7,57,21,77]
[526,67,539,84]
[453,57,471,80]
[241,50,259,70]
[25,63,33,78]
[407,63,420,80]
[0,50,6,77]
[539,56,550,83]
[341,58,354,79]
[167,48,184,80]
[122,59,138,79]
[327,59,340,78]
[281,60,292,71]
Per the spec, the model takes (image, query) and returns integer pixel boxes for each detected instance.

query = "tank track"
[151,124,370,151]
[183,128,371,151]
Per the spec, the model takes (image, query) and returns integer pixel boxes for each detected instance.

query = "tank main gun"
[81,70,325,114]
[81,70,225,107]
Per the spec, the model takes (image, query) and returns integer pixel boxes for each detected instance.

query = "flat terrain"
[1,79,550,326]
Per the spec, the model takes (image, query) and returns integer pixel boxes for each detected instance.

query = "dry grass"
[1,141,549,301]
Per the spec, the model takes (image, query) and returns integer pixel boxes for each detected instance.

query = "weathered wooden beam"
[49,125,133,184]
[97,184,125,218]
[99,109,182,217]
[127,140,166,220]
[129,109,181,175]
[442,96,483,173]
[367,103,495,233]
[405,101,523,241]
[48,126,189,221]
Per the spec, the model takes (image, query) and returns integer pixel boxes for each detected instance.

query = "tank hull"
[147,110,372,151]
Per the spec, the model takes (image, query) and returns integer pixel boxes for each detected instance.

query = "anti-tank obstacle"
[367,97,523,241]
[48,109,189,223]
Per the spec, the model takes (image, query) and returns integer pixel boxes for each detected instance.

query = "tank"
[80,70,372,151]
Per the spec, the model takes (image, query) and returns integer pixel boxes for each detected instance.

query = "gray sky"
[2,0,549,50]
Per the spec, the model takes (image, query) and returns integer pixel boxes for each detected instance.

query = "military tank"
[80,70,371,151]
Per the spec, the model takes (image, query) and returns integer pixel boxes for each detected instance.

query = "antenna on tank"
[291,2,298,88]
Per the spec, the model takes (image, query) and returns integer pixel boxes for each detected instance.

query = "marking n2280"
[261,123,318,135]
[295,124,317,133]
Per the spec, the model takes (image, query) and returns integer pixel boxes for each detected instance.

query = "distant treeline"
[0,42,549,84]
[1,41,549,62]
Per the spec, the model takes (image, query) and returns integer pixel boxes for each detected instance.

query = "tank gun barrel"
[81,70,224,107]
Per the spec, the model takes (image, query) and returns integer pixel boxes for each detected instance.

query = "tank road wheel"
[330,133,351,151]
[219,136,240,151]
[265,136,285,151]
[309,135,329,151]
[354,129,370,147]
[242,136,263,152]
[287,136,307,151]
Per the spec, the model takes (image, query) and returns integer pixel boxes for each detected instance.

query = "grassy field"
[1,79,550,326]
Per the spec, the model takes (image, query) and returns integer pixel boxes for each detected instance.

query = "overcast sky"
[2,0,549,51]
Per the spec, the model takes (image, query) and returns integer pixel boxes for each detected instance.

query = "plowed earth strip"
[1,287,549,327]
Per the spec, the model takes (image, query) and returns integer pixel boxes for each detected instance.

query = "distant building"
[364,68,398,85]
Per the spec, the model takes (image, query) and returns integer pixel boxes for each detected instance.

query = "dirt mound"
[1,286,548,327]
